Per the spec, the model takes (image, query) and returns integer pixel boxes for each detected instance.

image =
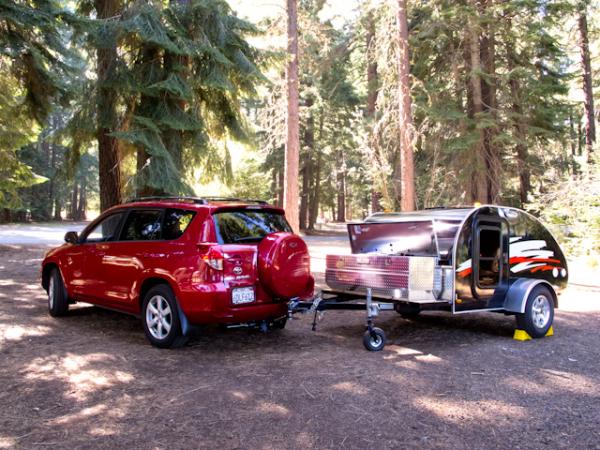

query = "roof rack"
[126,196,269,205]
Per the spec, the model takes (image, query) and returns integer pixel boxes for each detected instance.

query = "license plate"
[232,287,255,305]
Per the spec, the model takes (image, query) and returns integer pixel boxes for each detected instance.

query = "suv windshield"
[213,210,292,244]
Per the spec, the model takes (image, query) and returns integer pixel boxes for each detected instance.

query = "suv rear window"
[213,210,291,244]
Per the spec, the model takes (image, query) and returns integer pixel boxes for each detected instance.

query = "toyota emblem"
[233,266,243,275]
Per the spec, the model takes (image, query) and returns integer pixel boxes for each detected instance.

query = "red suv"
[41,197,314,347]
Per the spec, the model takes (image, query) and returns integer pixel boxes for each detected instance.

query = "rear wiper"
[232,236,264,243]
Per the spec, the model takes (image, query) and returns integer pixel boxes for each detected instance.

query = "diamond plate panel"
[408,257,436,291]
[325,254,410,292]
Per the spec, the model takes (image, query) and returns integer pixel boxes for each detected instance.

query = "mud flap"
[176,301,191,336]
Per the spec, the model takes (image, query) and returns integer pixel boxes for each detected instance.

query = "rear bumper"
[178,283,292,325]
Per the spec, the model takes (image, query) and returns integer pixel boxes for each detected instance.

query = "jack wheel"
[363,327,386,351]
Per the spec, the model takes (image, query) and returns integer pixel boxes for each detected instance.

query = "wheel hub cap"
[146,295,172,340]
[531,295,551,329]
[48,277,55,309]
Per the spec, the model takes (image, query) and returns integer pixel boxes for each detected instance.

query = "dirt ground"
[1,244,600,449]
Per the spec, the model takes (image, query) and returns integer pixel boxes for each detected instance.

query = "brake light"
[202,246,224,271]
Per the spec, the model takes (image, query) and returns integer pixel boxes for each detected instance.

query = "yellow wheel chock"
[513,326,554,341]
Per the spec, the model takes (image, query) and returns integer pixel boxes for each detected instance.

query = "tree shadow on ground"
[2,246,600,448]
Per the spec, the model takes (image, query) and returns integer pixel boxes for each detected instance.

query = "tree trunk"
[70,182,78,220]
[299,157,310,230]
[366,10,381,213]
[366,12,378,119]
[284,0,300,232]
[578,117,583,156]
[308,150,321,230]
[506,23,530,206]
[53,198,62,221]
[569,111,578,175]
[578,6,595,164]
[569,112,576,156]
[278,166,285,207]
[465,11,487,203]
[480,0,500,202]
[77,178,87,221]
[299,95,314,230]
[136,45,162,197]
[271,169,278,205]
[336,152,346,222]
[396,0,415,211]
[47,141,55,220]
[95,0,122,211]
[163,57,186,175]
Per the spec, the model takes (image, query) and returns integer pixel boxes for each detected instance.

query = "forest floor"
[1,239,600,449]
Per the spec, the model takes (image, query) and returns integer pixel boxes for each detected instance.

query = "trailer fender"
[503,278,558,313]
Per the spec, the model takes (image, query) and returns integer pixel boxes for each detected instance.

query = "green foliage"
[0,0,80,122]
[529,160,600,256]
[70,0,266,197]
[0,0,598,230]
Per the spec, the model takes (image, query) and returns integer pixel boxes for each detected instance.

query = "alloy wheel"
[145,295,173,340]
[531,295,551,329]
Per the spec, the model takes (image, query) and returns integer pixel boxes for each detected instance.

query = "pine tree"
[285,0,300,231]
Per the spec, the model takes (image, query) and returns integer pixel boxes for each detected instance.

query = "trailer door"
[471,216,509,307]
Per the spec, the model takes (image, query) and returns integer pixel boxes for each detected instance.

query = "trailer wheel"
[394,303,420,318]
[363,327,386,351]
[516,285,555,338]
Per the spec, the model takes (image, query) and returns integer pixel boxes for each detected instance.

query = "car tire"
[363,327,386,351]
[142,285,187,348]
[515,285,555,338]
[48,268,69,317]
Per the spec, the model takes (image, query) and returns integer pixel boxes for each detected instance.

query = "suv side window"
[121,210,163,241]
[84,212,125,243]
[163,209,196,240]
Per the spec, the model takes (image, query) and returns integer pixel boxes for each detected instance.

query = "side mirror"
[64,231,79,244]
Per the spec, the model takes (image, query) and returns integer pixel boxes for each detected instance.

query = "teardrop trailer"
[289,205,568,351]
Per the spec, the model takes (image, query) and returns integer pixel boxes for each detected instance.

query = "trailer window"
[477,227,501,288]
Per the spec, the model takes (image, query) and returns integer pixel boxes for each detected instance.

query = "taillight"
[202,246,224,271]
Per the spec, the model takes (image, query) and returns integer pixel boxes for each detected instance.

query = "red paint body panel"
[41,201,314,325]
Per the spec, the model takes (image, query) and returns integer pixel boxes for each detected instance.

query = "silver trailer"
[290,205,568,351]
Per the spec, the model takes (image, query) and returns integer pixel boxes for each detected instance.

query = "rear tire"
[142,285,187,348]
[363,327,386,351]
[47,268,69,317]
[515,285,554,338]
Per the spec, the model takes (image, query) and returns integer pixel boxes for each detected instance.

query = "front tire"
[142,285,186,348]
[47,268,69,317]
[516,285,555,338]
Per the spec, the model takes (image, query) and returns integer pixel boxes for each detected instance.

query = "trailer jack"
[288,288,395,351]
